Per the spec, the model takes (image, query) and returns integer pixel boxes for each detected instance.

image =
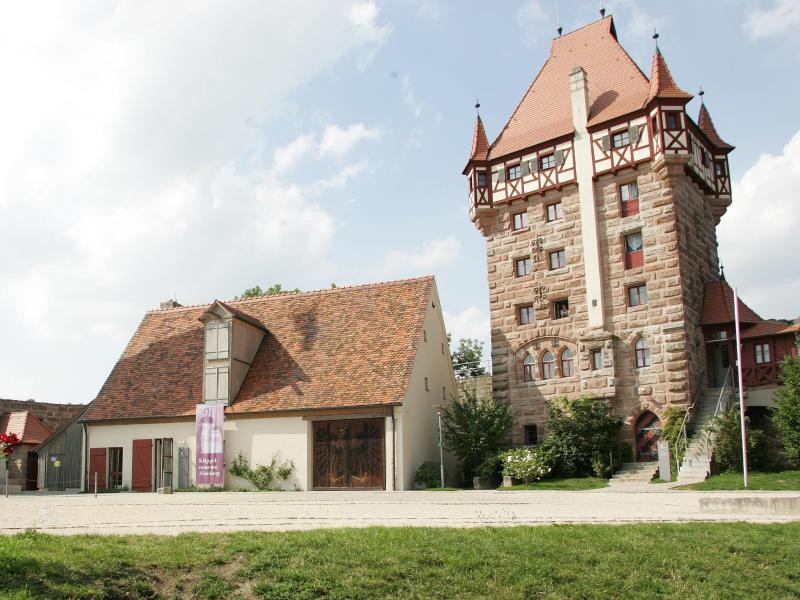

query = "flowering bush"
[501,448,552,484]
[0,432,21,460]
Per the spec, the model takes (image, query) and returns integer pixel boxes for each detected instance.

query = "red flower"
[0,432,21,457]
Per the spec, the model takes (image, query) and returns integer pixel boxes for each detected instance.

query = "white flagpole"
[733,287,749,488]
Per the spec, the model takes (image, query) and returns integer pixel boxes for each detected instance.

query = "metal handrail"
[673,369,706,471]
[705,367,735,463]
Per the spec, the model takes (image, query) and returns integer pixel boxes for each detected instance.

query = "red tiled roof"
[742,320,799,340]
[488,16,651,160]
[469,115,489,161]
[84,277,435,421]
[701,279,763,326]
[698,103,734,151]
[0,411,52,445]
[645,48,692,105]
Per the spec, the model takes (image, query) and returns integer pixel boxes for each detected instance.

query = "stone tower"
[463,16,734,457]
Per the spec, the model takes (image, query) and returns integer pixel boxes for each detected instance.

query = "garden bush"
[414,461,442,488]
[537,395,621,478]
[774,355,800,467]
[229,453,294,490]
[501,448,552,484]
[706,408,770,472]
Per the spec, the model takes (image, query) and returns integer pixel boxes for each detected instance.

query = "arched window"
[561,348,574,377]
[635,337,650,368]
[523,354,535,382]
[542,351,556,380]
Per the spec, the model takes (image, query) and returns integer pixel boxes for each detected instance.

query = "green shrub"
[414,461,442,488]
[773,356,800,467]
[475,454,503,482]
[229,452,295,490]
[706,408,770,472]
[441,384,514,480]
[501,448,552,483]
[537,396,621,478]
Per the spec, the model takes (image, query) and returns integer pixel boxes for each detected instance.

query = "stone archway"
[634,411,661,462]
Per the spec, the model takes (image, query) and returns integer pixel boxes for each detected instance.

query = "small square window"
[651,116,658,134]
[665,112,680,130]
[507,164,522,180]
[546,202,563,222]
[539,153,555,170]
[628,284,648,306]
[552,299,569,320]
[512,211,528,231]
[549,249,566,270]
[518,305,535,325]
[515,257,532,277]
[612,130,630,148]
[423,329,427,342]
[524,425,538,446]
[714,161,726,177]
[620,182,639,217]
[477,172,487,187]
[590,349,603,371]
[425,376,429,391]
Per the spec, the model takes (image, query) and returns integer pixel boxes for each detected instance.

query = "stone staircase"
[676,387,732,484]
[609,461,659,487]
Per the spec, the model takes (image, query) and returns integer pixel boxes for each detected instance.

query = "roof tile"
[0,411,52,445]
[645,48,692,105]
[698,103,734,151]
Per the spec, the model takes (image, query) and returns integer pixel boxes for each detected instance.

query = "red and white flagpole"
[733,286,749,488]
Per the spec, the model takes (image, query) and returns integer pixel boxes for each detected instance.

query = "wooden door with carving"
[313,419,385,490]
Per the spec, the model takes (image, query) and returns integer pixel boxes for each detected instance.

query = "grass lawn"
[7,523,797,599]
[679,470,800,491]
[499,477,608,491]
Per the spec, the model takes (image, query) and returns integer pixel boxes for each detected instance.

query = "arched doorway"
[635,411,661,462]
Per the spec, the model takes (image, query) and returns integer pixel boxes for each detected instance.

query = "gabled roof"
[645,48,692,105]
[488,16,651,160]
[0,411,52,445]
[741,320,800,340]
[698,103,734,151]
[84,277,435,421]
[701,279,764,326]
[199,299,268,331]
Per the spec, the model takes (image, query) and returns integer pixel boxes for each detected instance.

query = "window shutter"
[602,136,610,151]
[521,161,531,176]
[218,325,229,357]
[556,150,566,166]
[629,125,640,143]
[498,167,505,182]
[530,158,538,173]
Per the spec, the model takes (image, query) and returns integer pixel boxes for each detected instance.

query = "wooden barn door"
[313,419,384,490]
[132,439,153,492]
[89,448,107,490]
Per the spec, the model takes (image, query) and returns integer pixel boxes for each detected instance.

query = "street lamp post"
[437,408,445,489]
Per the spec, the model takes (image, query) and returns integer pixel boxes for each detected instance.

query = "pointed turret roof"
[469,115,489,162]
[488,16,651,160]
[698,103,734,151]
[645,48,692,105]
[701,279,762,326]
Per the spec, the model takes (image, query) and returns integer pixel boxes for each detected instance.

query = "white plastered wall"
[396,282,458,489]
[86,415,310,491]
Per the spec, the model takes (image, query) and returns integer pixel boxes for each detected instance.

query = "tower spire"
[646,45,692,105]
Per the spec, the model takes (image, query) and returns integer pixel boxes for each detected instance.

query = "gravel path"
[1,489,798,535]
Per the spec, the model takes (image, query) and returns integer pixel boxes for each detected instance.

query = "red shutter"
[89,448,107,490]
[625,249,644,269]
[132,439,153,492]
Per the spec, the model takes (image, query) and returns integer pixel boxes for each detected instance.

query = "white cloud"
[410,0,442,21]
[516,0,548,46]
[400,75,440,122]
[384,237,461,272]
[443,307,491,359]
[318,124,385,159]
[744,0,800,39]
[718,129,800,320]
[605,0,663,39]
[0,2,389,404]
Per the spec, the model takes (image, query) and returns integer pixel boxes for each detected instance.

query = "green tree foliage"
[774,356,800,467]
[450,337,486,379]
[706,407,770,472]
[537,396,622,477]
[237,283,300,299]
[441,384,514,480]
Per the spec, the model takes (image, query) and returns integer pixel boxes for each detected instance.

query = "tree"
[537,396,621,477]
[237,283,300,299]
[773,355,800,466]
[450,336,486,379]
[441,384,514,480]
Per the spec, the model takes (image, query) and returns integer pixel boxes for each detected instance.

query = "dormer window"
[205,322,229,359]
[205,366,229,402]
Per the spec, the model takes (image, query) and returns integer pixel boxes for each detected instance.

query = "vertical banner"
[196,403,225,486]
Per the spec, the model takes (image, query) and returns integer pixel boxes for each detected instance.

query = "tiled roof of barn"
[84,277,434,421]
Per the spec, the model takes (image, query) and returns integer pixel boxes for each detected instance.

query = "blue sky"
[1,0,799,404]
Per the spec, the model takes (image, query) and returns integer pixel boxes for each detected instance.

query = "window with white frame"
[612,129,630,148]
[754,343,771,364]
[205,366,229,402]
[512,211,528,231]
[205,322,230,359]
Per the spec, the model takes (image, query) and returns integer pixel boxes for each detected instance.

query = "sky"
[1,0,799,405]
